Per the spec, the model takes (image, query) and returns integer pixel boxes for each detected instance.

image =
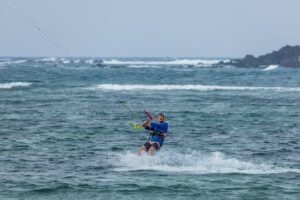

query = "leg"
[136,145,146,155]
[149,142,160,156]
[149,146,155,156]
[137,141,151,155]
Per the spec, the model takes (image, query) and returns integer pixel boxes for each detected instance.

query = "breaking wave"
[0,58,229,67]
[263,65,279,71]
[37,57,58,62]
[0,82,32,89]
[111,151,300,174]
[102,59,225,66]
[0,59,28,66]
[128,65,163,69]
[96,84,300,92]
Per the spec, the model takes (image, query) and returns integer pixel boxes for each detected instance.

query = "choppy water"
[0,58,300,200]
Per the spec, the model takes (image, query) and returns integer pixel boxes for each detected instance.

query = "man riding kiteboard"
[137,113,168,155]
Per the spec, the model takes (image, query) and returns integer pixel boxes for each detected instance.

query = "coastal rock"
[219,45,300,67]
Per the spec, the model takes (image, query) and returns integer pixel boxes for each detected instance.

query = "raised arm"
[142,119,151,127]
[142,111,153,128]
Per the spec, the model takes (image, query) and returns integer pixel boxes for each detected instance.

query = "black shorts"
[143,141,160,152]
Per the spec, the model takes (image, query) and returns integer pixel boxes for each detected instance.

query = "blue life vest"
[148,122,168,146]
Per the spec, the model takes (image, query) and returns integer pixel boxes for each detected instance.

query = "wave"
[36,57,58,62]
[34,58,95,64]
[0,59,28,66]
[85,59,94,64]
[263,65,279,71]
[0,82,32,89]
[128,65,163,69]
[62,59,71,64]
[96,84,300,92]
[111,151,300,174]
[102,59,226,66]
[0,58,228,67]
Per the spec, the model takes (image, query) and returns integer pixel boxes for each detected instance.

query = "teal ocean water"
[0,58,300,200]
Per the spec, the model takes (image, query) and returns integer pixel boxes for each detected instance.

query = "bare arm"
[142,119,151,127]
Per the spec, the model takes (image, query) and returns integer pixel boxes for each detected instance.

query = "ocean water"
[0,58,300,200]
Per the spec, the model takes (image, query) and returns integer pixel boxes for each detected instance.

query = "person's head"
[157,113,165,122]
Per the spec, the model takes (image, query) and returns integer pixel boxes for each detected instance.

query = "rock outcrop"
[219,45,300,67]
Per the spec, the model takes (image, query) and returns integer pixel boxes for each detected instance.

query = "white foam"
[85,59,94,64]
[103,59,225,66]
[128,65,162,69]
[0,59,27,65]
[37,57,57,62]
[96,84,300,92]
[0,82,32,89]
[263,65,279,71]
[111,151,300,174]
[62,59,71,64]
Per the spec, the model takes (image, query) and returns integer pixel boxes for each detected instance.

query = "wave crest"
[102,59,225,66]
[0,59,28,66]
[0,82,32,89]
[96,84,300,92]
[263,65,279,71]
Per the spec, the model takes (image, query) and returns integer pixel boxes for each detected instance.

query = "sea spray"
[110,151,300,174]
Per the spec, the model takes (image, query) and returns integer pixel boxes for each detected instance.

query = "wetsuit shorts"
[143,141,160,152]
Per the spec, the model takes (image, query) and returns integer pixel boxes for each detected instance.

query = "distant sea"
[0,57,299,199]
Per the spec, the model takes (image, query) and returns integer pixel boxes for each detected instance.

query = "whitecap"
[37,57,57,62]
[263,65,279,71]
[128,65,162,69]
[96,84,300,92]
[0,82,32,89]
[85,59,94,64]
[102,59,225,66]
[0,59,27,66]
[61,59,71,64]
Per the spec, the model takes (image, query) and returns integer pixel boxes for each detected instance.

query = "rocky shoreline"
[217,45,300,68]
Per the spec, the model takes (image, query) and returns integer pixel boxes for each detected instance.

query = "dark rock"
[93,59,105,67]
[219,45,300,67]
[94,63,104,67]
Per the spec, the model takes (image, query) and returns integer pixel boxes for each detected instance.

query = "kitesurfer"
[137,113,168,155]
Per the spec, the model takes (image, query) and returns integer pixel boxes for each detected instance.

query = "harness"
[149,130,165,140]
